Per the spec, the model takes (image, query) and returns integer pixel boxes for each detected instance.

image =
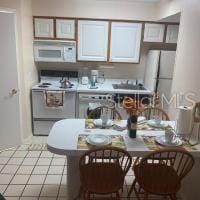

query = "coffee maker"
[90,70,99,87]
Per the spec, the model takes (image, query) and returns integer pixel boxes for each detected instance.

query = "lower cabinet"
[33,120,58,136]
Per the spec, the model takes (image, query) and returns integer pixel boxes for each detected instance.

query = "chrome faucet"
[126,80,130,85]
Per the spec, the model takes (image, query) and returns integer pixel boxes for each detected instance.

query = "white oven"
[34,41,76,63]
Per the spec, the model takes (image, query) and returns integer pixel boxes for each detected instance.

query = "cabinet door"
[78,20,109,61]
[165,25,179,44]
[110,22,142,63]
[34,18,54,38]
[56,19,75,39]
[144,23,165,42]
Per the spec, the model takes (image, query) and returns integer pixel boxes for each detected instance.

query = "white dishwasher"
[77,93,115,118]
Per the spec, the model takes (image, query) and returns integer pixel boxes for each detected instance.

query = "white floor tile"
[4,185,25,197]
[12,151,28,158]
[0,174,13,184]
[51,158,65,166]
[37,158,52,166]
[45,175,62,185]
[0,157,9,165]
[1,165,19,174]
[4,197,19,200]
[53,154,66,158]
[61,175,66,185]
[32,166,49,175]
[40,151,54,158]
[28,175,46,185]
[16,166,34,175]
[22,158,38,166]
[63,166,67,175]
[58,185,67,197]
[48,166,64,174]
[39,198,55,200]
[40,185,59,197]
[11,174,30,185]
[0,184,7,194]
[8,158,24,165]
[22,185,42,197]
[26,151,41,158]
[17,145,29,151]
[0,165,4,172]
[0,151,15,157]
[20,197,38,200]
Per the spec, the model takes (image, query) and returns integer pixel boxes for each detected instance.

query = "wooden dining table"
[47,119,200,200]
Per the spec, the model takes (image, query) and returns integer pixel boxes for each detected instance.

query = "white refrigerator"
[144,50,176,112]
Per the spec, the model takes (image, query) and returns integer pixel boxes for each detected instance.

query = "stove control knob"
[99,96,102,99]
[103,96,107,100]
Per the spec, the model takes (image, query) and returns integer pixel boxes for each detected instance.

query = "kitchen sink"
[112,84,146,90]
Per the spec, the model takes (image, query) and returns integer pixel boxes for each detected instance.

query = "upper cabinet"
[34,18,54,38]
[165,25,179,44]
[110,22,142,63]
[56,19,75,39]
[143,23,165,42]
[78,20,109,61]
[34,17,75,40]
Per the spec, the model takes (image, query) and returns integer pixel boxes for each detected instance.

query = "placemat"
[77,134,126,150]
[142,136,197,151]
[85,119,168,131]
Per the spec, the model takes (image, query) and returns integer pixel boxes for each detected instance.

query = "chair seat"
[80,162,124,194]
[134,163,181,195]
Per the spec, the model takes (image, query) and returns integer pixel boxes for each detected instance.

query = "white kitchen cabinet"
[165,25,179,44]
[34,18,54,38]
[110,22,142,63]
[78,20,109,61]
[56,19,75,39]
[144,23,165,42]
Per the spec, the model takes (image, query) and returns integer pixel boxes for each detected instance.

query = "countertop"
[77,79,153,94]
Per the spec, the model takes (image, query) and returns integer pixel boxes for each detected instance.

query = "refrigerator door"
[159,51,176,79]
[143,50,160,91]
[157,79,173,112]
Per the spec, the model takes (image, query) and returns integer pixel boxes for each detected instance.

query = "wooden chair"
[138,107,170,121]
[79,146,132,200]
[128,148,195,200]
[87,106,122,120]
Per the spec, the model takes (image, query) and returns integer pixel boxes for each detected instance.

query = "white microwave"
[34,41,76,63]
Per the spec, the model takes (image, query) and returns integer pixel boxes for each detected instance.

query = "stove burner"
[42,83,52,86]
[38,85,49,88]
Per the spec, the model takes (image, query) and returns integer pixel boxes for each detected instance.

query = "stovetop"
[32,70,78,91]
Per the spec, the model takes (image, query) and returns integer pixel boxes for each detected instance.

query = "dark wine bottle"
[127,115,138,138]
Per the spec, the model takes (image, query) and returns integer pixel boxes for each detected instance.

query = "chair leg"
[169,194,177,200]
[116,191,120,200]
[128,178,136,197]
[86,191,90,200]
[144,192,148,200]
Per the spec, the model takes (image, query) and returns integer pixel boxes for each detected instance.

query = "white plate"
[86,134,112,146]
[155,135,182,147]
[93,119,114,127]
[147,120,168,128]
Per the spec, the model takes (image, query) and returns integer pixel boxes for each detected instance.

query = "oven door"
[34,45,64,62]
[32,90,76,119]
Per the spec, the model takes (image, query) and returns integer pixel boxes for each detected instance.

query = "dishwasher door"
[78,93,114,119]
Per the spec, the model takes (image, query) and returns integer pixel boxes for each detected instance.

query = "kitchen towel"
[176,106,193,135]
[45,91,64,108]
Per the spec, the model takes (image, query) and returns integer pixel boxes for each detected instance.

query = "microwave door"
[34,46,64,62]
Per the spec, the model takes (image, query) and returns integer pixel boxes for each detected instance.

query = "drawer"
[33,120,57,136]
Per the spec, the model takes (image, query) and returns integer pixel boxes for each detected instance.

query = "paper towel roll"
[176,106,193,135]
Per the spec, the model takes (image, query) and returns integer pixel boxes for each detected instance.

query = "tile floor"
[0,142,181,200]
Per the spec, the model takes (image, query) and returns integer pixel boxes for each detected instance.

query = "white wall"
[0,0,38,140]
[164,0,200,120]
[32,0,157,21]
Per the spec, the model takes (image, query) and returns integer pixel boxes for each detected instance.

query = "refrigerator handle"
[155,52,161,93]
